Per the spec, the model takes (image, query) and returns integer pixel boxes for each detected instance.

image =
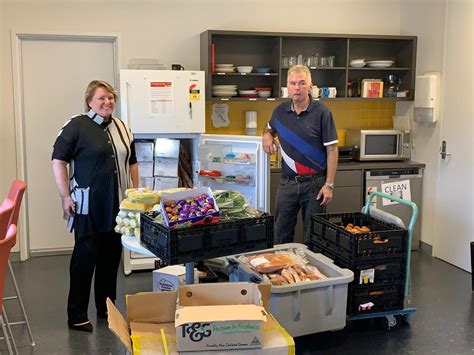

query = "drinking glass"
[289,56,297,67]
[328,56,335,67]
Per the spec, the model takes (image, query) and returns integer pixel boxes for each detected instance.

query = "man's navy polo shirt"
[268,98,338,177]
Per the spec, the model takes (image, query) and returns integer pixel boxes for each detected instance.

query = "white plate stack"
[366,60,395,68]
[214,64,235,73]
[212,85,238,97]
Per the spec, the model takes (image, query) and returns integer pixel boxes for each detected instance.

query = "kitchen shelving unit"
[200,30,417,101]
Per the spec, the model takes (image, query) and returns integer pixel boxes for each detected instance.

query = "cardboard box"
[154,138,180,158]
[154,157,179,177]
[107,283,294,355]
[138,161,154,178]
[152,265,198,292]
[153,177,179,191]
[361,79,384,98]
[175,283,265,352]
[135,142,155,162]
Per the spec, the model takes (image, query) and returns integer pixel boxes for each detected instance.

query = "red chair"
[0,201,14,240]
[0,224,19,354]
[2,180,35,347]
[5,180,27,233]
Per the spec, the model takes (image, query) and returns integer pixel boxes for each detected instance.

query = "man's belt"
[281,172,325,182]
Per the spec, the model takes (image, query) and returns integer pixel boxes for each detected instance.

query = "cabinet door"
[327,186,363,213]
[328,170,363,213]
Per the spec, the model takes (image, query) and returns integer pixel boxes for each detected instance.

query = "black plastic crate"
[311,242,407,288]
[140,211,274,265]
[347,283,405,316]
[310,212,408,261]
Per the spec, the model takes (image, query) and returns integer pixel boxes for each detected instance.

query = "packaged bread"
[244,253,295,273]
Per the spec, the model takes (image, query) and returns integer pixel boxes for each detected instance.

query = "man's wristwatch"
[324,182,335,190]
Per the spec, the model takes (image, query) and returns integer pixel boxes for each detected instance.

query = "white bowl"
[349,59,366,67]
[349,62,366,68]
[214,67,235,73]
[236,66,253,73]
[257,91,272,98]
[239,90,257,94]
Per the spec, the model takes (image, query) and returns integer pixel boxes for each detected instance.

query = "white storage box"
[227,243,354,337]
[154,157,179,177]
[154,138,180,158]
[135,142,154,161]
[139,177,154,190]
[153,176,179,191]
[138,161,154,178]
[152,265,198,292]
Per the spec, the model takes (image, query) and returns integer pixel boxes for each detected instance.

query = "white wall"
[0,0,5,192]
[398,0,446,246]
[0,0,402,197]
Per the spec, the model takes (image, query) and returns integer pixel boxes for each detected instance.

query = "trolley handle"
[363,191,418,235]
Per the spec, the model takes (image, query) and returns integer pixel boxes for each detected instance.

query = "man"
[263,65,338,244]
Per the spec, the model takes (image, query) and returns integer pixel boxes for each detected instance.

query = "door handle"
[440,140,452,159]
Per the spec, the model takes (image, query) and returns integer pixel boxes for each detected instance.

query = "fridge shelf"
[223,158,254,165]
[199,175,255,187]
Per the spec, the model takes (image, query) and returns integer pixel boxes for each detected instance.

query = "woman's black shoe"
[68,321,93,332]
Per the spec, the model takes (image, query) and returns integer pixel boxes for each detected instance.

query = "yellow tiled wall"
[205,100,396,140]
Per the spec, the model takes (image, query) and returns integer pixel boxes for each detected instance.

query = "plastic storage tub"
[227,243,354,337]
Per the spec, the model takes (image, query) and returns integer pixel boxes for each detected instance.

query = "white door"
[12,33,119,257]
[433,0,473,271]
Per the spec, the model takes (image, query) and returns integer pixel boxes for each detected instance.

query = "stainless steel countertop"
[270,160,425,173]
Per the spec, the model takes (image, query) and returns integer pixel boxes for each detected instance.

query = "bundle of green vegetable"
[213,190,263,219]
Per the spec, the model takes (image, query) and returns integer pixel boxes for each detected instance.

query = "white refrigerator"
[119,70,270,274]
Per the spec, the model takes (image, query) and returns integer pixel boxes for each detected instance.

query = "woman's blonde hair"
[84,80,118,111]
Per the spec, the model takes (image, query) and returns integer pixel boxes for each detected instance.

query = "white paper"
[381,179,412,206]
[211,103,230,127]
[149,81,174,116]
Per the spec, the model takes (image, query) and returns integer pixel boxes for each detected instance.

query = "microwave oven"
[346,129,411,161]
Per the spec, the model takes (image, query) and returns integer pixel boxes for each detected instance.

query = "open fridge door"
[197,134,269,212]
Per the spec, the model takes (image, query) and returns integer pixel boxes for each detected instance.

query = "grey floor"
[2,251,473,354]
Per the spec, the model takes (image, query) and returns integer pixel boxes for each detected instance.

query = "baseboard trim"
[419,241,433,256]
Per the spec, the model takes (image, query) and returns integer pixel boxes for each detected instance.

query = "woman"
[52,80,138,332]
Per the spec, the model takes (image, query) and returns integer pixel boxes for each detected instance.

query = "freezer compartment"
[140,211,273,265]
[310,212,408,261]
[227,243,354,337]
